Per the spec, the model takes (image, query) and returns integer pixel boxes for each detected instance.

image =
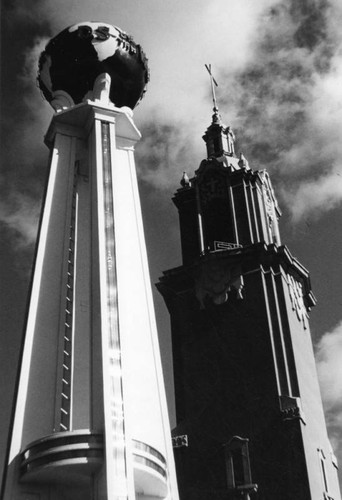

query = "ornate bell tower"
[157,73,341,499]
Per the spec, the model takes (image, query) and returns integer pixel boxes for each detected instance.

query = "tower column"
[4,91,179,500]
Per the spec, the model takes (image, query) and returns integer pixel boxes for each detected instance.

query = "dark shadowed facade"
[158,108,341,500]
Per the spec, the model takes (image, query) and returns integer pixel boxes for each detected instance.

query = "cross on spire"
[205,64,219,112]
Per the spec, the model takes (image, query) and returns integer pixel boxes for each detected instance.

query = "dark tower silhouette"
[157,101,341,500]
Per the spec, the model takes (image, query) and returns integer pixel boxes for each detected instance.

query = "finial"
[180,172,191,188]
[238,152,249,169]
[205,64,219,115]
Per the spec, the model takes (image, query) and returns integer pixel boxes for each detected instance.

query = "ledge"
[157,242,316,310]
[132,440,168,498]
[20,432,168,497]
[20,430,103,484]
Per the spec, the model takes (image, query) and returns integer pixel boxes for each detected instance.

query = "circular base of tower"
[132,439,168,498]
[20,430,103,484]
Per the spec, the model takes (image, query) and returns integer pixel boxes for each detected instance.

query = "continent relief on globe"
[38,22,149,110]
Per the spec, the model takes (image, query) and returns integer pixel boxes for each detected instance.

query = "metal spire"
[205,63,219,112]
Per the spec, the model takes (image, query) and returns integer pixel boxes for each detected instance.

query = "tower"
[157,95,341,498]
[3,23,178,500]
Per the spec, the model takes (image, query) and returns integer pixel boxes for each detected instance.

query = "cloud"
[3,0,342,240]
[128,0,342,225]
[0,192,40,249]
[209,0,342,221]
[316,320,342,455]
[283,170,342,221]
[136,118,204,190]
[2,0,342,250]
[1,5,51,201]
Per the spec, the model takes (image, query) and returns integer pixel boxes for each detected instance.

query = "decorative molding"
[280,395,306,424]
[329,441,339,470]
[132,439,168,498]
[287,274,309,329]
[213,241,242,252]
[132,440,166,465]
[172,435,188,449]
[261,170,281,245]
[199,173,227,205]
[59,166,78,431]
[260,170,281,216]
[264,184,274,229]
[20,431,104,482]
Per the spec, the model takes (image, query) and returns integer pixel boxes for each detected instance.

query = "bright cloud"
[4,0,342,242]
[316,321,342,454]
[284,170,342,221]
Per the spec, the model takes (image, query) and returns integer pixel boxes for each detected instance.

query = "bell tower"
[157,71,341,500]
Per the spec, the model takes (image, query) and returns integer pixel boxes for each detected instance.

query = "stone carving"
[195,259,244,306]
[261,171,281,246]
[199,174,227,205]
[288,274,308,329]
[172,435,188,448]
[264,185,274,228]
[280,395,306,423]
[226,126,235,155]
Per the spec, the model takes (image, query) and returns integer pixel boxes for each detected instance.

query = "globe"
[38,22,149,109]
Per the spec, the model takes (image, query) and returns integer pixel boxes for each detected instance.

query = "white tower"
[3,23,179,500]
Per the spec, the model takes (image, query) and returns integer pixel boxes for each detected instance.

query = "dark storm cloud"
[292,0,331,53]
[1,0,52,127]
[227,0,334,162]
[1,1,53,248]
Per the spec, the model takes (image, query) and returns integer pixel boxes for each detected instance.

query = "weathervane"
[205,63,219,112]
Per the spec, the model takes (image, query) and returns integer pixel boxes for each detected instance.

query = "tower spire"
[205,63,219,114]
[203,64,235,158]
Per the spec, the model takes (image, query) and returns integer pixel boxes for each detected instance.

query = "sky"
[1,0,342,491]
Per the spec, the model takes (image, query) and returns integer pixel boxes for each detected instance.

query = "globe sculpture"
[38,22,149,109]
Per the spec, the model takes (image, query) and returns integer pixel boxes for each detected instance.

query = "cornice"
[157,242,316,308]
